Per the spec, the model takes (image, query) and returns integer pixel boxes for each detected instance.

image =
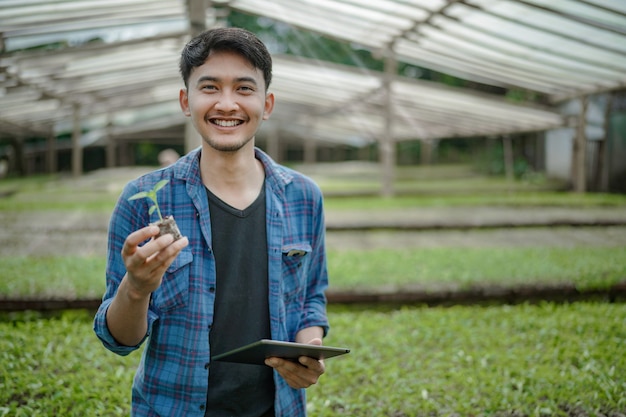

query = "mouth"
[210,118,244,128]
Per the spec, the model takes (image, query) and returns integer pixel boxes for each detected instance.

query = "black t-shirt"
[205,186,275,417]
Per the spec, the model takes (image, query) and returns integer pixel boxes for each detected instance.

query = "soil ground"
[2,168,624,416]
[1,165,625,307]
[2,163,626,256]
[1,206,625,257]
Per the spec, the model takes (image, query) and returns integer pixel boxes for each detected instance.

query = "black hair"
[179,27,272,90]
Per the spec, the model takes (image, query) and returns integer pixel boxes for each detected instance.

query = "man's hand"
[122,225,189,298]
[265,338,326,389]
[106,225,188,347]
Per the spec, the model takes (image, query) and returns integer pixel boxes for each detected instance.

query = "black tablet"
[211,339,350,366]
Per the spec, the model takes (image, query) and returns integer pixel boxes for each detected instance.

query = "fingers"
[121,226,189,294]
[307,337,323,347]
[126,234,171,271]
[144,234,181,262]
[265,336,327,388]
[299,355,325,373]
[144,236,189,275]
[122,226,160,259]
[123,226,187,268]
[265,355,325,389]
[122,226,165,264]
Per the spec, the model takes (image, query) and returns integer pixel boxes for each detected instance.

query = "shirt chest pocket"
[281,243,312,301]
[151,248,193,312]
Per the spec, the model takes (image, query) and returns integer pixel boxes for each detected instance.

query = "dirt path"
[2,166,625,256]
[1,209,626,257]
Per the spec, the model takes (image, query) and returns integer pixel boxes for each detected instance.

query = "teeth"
[214,119,241,127]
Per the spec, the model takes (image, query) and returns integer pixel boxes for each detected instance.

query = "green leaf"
[148,206,156,215]
[153,179,169,193]
[128,191,148,201]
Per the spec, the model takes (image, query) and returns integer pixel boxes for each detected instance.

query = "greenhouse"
[1,0,625,191]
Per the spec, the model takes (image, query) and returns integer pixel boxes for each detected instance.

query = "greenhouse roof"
[1,0,624,146]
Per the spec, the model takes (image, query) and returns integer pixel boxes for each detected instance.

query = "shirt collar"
[254,147,294,188]
[171,146,294,188]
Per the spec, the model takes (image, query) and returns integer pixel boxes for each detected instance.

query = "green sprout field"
[2,303,625,417]
[1,165,625,416]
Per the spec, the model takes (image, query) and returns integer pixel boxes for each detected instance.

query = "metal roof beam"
[459,0,626,56]
[513,0,626,35]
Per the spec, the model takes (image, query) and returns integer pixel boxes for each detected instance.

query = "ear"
[263,92,275,120]
[179,88,191,116]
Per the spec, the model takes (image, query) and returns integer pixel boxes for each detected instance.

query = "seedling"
[128,179,182,240]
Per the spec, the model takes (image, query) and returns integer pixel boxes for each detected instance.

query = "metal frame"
[1,0,624,148]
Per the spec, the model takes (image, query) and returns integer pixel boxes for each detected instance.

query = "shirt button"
[199,404,205,411]
[209,287,215,293]
[204,362,209,369]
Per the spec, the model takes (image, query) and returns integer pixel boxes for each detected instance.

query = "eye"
[238,85,255,94]
[201,84,218,92]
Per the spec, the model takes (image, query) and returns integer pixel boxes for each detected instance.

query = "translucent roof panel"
[264,56,564,144]
[230,0,626,102]
[2,0,623,146]
[230,0,430,49]
[0,0,190,137]
[1,0,189,51]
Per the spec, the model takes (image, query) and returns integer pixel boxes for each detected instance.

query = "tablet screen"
[211,339,350,366]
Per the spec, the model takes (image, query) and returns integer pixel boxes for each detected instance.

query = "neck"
[200,144,265,210]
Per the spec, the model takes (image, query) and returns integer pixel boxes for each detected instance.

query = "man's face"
[179,50,274,152]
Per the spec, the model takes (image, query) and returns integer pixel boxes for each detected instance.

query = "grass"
[310,302,626,416]
[1,166,626,213]
[0,310,137,417]
[1,303,624,416]
[1,246,624,300]
[0,257,106,299]
[0,165,625,415]
[0,168,146,212]
[323,191,626,210]
[327,246,626,292]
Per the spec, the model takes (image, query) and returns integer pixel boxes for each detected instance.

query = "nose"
[214,91,239,112]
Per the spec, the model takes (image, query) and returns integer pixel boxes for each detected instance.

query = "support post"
[421,139,435,165]
[10,137,25,176]
[304,138,317,164]
[189,0,209,35]
[303,117,317,164]
[46,132,57,174]
[266,124,280,163]
[598,93,613,192]
[572,96,588,193]
[184,121,202,154]
[503,135,514,181]
[72,103,82,178]
[106,112,116,168]
[184,0,209,154]
[380,51,397,197]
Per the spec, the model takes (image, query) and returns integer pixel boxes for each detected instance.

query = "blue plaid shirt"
[94,148,329,416]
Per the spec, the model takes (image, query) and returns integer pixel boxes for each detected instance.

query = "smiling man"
[94,27,330,417]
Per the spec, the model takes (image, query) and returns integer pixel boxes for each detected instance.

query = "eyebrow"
[195,76,259,87]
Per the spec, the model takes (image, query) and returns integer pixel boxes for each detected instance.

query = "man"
[94,27,330,416]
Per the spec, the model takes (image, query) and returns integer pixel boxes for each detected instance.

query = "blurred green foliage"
[1,304,624,416]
